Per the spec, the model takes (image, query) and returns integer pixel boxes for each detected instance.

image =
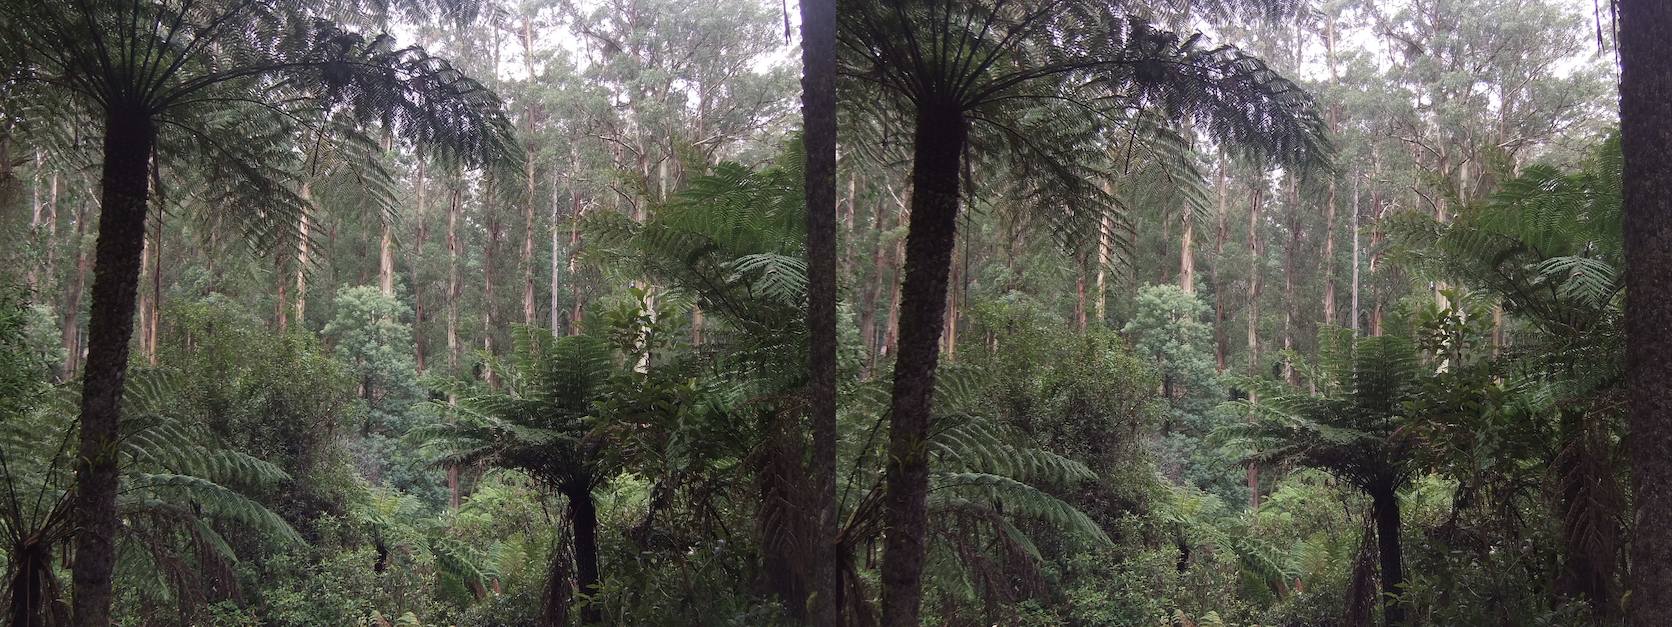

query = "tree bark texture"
[1621,2,1672,624]
[1372,485,1405,626]
[72,109,155,626]
[882,107,964,627]
[565,482,602,625]
[801,0,841,621]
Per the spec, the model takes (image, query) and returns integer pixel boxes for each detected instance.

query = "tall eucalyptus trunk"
[60,192,91,380]
[858,192,888,377]
[1621,1,1672,623]
[801,0,841,621]
[294,185,311,328]
[445,182,463,510]
[1245,177,1264,509]
[1096,182,1113,324]
[482,175,502,384]
[550,168,564,332]
[1213,156,1229,370]
[1350,175,1361,336]
[522,18,540,327]
[413,159,429,372]
[1281,174,1298,384]
[1321,16,1341,328]
[446,183,462,372]
[379,220,395,297]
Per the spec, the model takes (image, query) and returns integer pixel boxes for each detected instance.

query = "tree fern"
[0,369,299,623]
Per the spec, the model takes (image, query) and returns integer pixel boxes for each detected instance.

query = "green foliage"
[1390,132,1631,622]
[1222,329,1424,494]
[1124,285,1221,413]
[1123,284,1240,499]
[322,286,444,508]
[323,286,423,417]
[418,326,615,491]
[0,359,301,625]
[161,296,362,526]
[0,283,52,416]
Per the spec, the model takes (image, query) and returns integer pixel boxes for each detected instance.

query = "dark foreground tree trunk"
[801,0,840,623]
[1371,486,1405,626]
[1621,4,1672,625]
[565,482,602,625]
[881,107,965,627]
[72,110,155,626]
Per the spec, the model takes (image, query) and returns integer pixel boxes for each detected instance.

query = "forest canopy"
[0,0,1659,625]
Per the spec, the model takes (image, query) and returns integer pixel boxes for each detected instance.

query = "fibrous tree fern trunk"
[72,108,154,626]
[563,481,602,625]
[538,540,570,627]
[882,106,964,627]
[1371,483,1405,626]
[9,539,64,626]
[1621,1,1672,624]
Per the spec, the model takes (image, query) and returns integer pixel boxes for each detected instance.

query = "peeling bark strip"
[1621,1,1672,624]
[72,109,154,626]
